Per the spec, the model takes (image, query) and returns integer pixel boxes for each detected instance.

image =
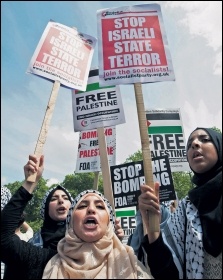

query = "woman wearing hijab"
[1,155,125,279]
[131,127,222,279]
[28,185,73,250]
[1,155,73,279]
[42,189,154,279]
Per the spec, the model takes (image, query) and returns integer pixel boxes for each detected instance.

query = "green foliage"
[171,172,193,199]
[62,172,104,198]
[5,181,23,195]
[124,149,142,163]
[211,126,222,133]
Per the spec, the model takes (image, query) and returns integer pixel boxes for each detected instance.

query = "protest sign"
[146,108,190,172]
[97,4,175,86]
[72,68,125,131]
[115,206,137,245]
[26,21,96,181]
[111,156,175,209]
[98,4,176,230]
[75,126,116,173]
[27,20,96,91]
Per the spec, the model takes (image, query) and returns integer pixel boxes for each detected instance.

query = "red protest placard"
[27,20,97,91]
[97,4,175,86]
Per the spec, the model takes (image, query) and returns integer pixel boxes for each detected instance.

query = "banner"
[111,156,175,209]
[27,20,96,91]
[146,108,190,172]
[97,4,175,86]
[72,68,126,131]
[75,126,116,173]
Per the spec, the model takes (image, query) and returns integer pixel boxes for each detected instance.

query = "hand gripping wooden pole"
[27,81,60,182]
[134,83,159,232]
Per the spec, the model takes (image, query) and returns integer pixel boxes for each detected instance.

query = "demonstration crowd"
[1,127,222,279]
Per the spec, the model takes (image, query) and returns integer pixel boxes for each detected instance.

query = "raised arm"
[22,154,44,194]
[1,154,56,279]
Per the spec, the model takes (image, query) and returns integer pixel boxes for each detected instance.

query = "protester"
[28,184,74,250]
[1,155,74,279]
[1,186,12,280]
[28,181,124,250]
[130,127,222,279]
[42,189,154,279]
[15,212,34,242]
[1,154,124,279]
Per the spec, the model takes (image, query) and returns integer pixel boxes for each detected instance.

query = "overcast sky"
[1,1,222,186]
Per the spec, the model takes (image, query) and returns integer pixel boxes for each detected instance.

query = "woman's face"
[187,129,218,173]
[72,194,109,242]
[48,189,71,222]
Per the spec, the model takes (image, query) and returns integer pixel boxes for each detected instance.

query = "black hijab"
[187,127,222,257]
[40,185,73,250]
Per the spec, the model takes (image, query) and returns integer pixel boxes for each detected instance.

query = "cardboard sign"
[115,206,137,245]
[75,126,116,173]
[72,68,125,131]
[27,20,96,90]
[146,108,190,172]
[97,4,175,85]
[111,156,175,209]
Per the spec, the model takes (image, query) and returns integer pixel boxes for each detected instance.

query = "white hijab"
[42,190,153,279]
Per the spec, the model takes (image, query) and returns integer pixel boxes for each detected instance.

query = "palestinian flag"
[146,110,183,134]
[75,68,114,93]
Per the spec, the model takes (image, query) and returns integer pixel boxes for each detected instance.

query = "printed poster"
[27,20,97,91]
[146,108,190,172]
[111,156,176,209]
[75,126,116,173]
[115,206,137,245]
[97,4,175,86]
[72,68,126,131]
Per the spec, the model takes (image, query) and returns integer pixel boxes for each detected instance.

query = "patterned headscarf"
[66,189,115,230]
[42,189,153,279]
[1,186,12,210]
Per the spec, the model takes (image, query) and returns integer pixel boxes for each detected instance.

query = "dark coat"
[1,187,56,279]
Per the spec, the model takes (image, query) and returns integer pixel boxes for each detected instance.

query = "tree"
[62,172,104,198]
[124,149,143,163]
[171,172,193,199]
[211,126,221,133]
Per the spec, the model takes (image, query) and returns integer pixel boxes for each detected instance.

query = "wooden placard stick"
[93,171,99,190]
[97,127,115,210]
[27,80,60,182]
[134,83,159,232]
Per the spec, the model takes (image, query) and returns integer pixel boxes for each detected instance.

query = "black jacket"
[1,187,56,279]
